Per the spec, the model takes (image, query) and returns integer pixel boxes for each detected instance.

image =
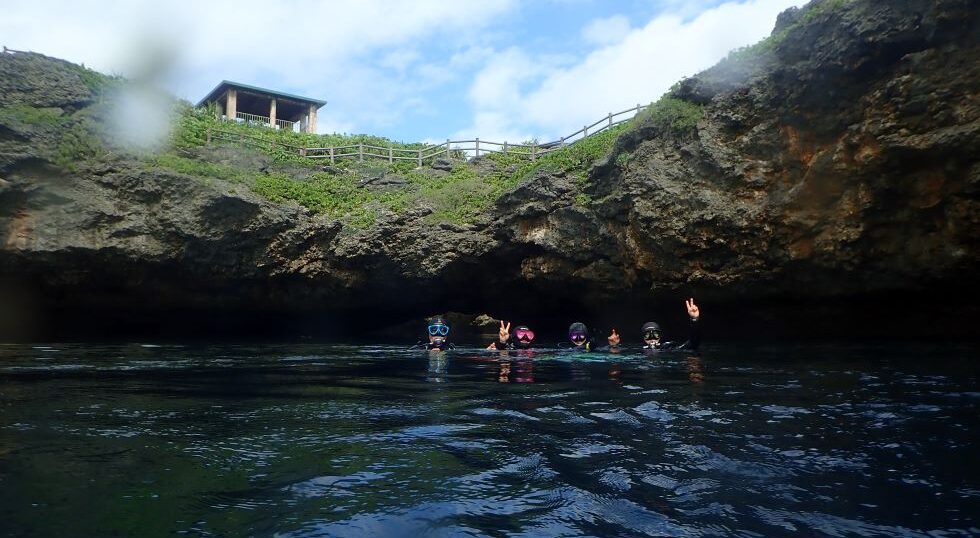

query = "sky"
[2,0,808,144]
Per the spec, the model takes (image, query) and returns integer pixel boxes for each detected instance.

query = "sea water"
[0,343,977,537]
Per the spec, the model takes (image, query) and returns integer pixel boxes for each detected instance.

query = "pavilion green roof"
[196,80,327,108]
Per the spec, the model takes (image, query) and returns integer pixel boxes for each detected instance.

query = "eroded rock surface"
[1,0,978,339]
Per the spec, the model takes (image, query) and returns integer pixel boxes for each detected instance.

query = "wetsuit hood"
[568,322,589,339]
[641,321,661,332]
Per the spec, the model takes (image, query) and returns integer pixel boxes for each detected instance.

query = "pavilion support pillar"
[226,88,237,121]
[269,98,277,129]
[307,104,318,133]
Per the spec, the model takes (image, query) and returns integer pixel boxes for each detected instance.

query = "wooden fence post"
[531,144,536,161]
[388,144,393,163]
[560,136,565,148]
[503,141,508,154]
[359,143,363,162]
[417,149,422,167]
[330,147,335,164]
[446,139,451,159]
[475,137,480,158]
[300,147,306,157]
[583,125,588,138]
[608,113,613,127]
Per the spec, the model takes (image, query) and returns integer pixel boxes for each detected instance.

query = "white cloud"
[459,0,807,142]
[3,0,808,142]
[581,15,631,46]
[467,48,539,108]
[1,0,516,134]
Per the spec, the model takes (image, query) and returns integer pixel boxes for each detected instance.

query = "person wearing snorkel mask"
[486,321,536,350]
[410,316,455,351]
[642,298,701,351]
[565,322,595,351]
[562,322,622,352]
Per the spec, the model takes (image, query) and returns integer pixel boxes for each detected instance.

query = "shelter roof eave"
[196,80,327,108]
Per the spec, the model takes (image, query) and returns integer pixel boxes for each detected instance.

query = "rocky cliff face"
[2,0,978,340]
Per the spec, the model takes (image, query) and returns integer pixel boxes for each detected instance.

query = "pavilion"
[196,81,326,133]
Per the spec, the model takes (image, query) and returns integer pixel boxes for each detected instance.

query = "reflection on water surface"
[0,343,977,537]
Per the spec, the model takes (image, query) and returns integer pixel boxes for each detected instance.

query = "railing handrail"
[208,102,651,165]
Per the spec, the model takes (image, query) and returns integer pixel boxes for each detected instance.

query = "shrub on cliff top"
[723,0,854,66]
[172,104,426,166]
[632,95,704,136]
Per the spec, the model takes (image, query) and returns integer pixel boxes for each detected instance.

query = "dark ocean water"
[0,343,977,537]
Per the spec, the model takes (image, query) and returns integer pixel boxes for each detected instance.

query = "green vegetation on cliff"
[154,102,634,226]
[632,95,703,136]
[725,0,853,66]
[1,51,677,227]
[173,105,427,165]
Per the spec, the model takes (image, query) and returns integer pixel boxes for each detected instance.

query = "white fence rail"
[208,103,651,166]
[230,112,298,132]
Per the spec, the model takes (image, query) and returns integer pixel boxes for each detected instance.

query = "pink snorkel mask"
[515,327,535,342]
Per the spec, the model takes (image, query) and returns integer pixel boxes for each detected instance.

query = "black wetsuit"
[558,339,597,352]
[643,319,701,351]
[410,340,456,351]
[491,336,534,350]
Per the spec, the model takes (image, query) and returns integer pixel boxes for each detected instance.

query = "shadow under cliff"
[4,275,977,344]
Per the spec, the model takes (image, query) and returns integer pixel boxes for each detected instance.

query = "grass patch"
[172,104,431,167]
[149,152,381,227]
[54,121,104,171]
[0,105,68,127]
[159,77,662,226]
[253,173,378,227]
[71,63,122,95]
[148,153,251,183]
[398,123,630,223]
[632,96,704,136]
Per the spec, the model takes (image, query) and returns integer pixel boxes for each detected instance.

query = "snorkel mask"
[427,317,450,343]
[568,322,589,346]
[427,324,450,336]
[514,326,535,347]
[641,321,662,343]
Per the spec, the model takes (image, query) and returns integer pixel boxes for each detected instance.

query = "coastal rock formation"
[1,0,978,339]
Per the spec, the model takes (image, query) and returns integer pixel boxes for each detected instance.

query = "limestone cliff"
[1,0,978,340]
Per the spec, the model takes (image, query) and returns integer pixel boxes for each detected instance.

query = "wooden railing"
[206,103,650,166]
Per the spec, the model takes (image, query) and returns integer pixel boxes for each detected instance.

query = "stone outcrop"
[1,0,978,340]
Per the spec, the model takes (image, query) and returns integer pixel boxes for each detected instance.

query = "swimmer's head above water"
[514,325,535,349]
[641,321,663,346]
[427,316,450,345]
[568,322,589,347]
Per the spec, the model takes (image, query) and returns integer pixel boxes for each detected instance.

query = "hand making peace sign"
[686,298,700,320]
[499,320,511,343]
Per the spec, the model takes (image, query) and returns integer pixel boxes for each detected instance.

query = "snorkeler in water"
[409,316,456,351]
[562,322,593,351]
[487,321,536,350]
[641,298,701,351]
[560,322,623,352]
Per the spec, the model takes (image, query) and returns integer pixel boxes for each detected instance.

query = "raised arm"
[686,298,700,321]
[681,298,702,351]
